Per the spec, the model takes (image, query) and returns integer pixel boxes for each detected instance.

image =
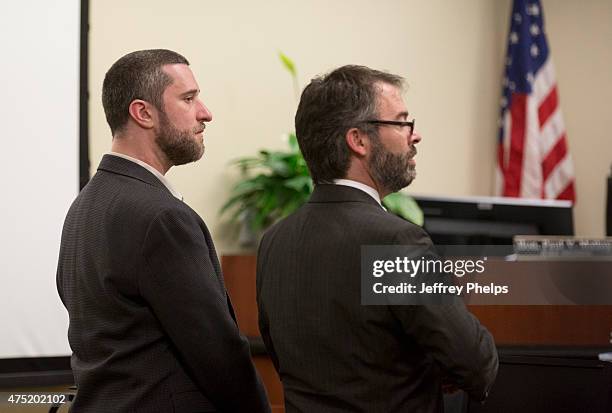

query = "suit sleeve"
[139,207,270,413]
[389,226,498,401]
[255,235,281,372]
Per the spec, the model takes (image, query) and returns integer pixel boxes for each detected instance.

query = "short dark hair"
[102,49,189,135]
[294,65,404,184]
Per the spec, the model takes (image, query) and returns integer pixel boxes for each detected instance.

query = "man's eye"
[184,96,194,103]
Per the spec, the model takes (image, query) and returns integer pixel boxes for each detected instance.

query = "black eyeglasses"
[364,119,415,136]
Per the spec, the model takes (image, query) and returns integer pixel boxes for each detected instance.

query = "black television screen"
[413,195,574,245]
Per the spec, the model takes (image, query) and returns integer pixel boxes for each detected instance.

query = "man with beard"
[256,65,498,412]
[57,49,270,413]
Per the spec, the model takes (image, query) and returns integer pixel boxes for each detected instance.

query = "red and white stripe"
[496,58,576,202]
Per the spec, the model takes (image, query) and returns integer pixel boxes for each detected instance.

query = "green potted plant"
[220,132,312,239]
[220,54,423,247]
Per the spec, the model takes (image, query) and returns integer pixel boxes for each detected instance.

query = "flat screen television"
[413,194,574,245]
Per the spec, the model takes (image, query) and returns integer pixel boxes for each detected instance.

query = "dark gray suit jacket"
[57,155,270,413]
[257,184,498,413]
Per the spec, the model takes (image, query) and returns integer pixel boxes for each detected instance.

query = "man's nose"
[410,130,422,145]
[196,99,213,122]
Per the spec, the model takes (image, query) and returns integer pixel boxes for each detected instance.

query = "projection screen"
[0,0,84,365]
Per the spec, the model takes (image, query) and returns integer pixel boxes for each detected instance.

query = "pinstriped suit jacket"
[257,184,498,413]
[57,154,269,413]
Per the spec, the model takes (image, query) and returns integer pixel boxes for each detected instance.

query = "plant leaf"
[287,133,299,152]
[382,192,424,226]
[283,175,313,191]
[278,51,296,78]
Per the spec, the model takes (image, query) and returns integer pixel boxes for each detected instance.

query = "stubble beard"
[369,135,417,194]
[155,111,205,166]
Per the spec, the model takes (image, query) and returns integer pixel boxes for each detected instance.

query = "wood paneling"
[470,305,612,345]
[222,255,260,337]
[253,356,284,412]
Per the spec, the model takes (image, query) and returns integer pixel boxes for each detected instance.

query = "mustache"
[407,146,417,158]
[193,123,206,134]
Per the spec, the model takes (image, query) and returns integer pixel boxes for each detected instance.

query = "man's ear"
[345,127,369,157]
[128,99,155,129]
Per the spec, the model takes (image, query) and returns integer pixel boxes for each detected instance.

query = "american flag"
[496,0,575,201]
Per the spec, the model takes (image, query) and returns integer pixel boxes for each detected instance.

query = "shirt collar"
[332,179,384,208]
[107,152,183,201]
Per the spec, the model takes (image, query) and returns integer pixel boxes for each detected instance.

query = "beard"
[369,135,417,193]
[155,111,204,166]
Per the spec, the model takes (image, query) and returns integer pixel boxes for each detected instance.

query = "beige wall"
[90,0,612,253]
[541,0,612,237]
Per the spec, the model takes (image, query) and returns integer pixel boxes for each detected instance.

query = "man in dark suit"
[57,49,270,412]
[257,65,498,412]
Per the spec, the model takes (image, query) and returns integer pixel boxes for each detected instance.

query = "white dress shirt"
[332,179,384,209]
